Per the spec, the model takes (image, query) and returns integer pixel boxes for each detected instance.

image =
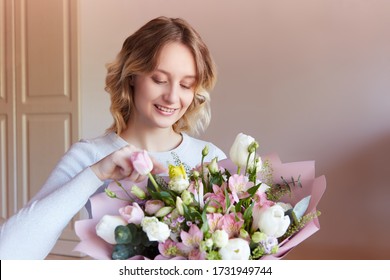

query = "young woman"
[0,16,226,259]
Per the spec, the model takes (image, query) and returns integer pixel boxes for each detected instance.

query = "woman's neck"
[119,124,182,152]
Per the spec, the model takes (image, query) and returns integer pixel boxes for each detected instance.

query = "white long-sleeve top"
[0,132,226,259]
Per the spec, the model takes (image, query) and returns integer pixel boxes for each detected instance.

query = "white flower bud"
[95,215,126,244]
[176,197,184,216]
[130,185,146,200]
[155,206,173,218]
[229,133,256,168]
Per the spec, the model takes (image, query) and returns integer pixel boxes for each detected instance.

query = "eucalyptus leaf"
[115,225,132,244]
[112,244,133,260]
[130,227,143,246]
[293,195,311,220]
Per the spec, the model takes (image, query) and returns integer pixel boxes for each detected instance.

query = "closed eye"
[180,84,192,89]
[152,77,167,85]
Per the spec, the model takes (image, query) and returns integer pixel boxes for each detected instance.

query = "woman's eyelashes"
[152,76,193,90]
[180,83,191,89]
[152,76,167,84]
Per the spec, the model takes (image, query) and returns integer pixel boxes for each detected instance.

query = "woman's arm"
[0,141,105,259]
[0,138,166,260]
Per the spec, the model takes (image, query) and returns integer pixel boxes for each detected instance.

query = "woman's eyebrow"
[155,68,196,79]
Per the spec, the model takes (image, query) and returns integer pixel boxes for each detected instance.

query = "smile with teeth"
[155,105,177,114]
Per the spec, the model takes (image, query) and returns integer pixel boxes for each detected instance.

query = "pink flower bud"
[145,200,164,215]
[130,150,153,175]
[119,202,145,225]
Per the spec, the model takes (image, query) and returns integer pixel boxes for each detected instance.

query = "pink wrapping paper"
[74,154,326,260]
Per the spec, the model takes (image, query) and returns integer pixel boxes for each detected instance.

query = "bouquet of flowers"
[74,133,326,260]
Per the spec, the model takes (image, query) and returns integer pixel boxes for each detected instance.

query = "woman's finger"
[150,158,167,174]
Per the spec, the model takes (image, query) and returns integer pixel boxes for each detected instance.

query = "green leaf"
[243,201,255,221]
[285,209,299,226]
[190,211,202,222]
[280,176,292,192]
[297,175,302,188]
[150,190,175,206]
[209,173,223,186]
[112,244,133,260]
[224,169,232,180]
[115,225,132,244]
[200,204,210,233]
[247,183,262,197]
[235,199,244,213]
[224,188,231,211]
[128,224,143,246]
[182,203,192,221]
[293,195,311,220]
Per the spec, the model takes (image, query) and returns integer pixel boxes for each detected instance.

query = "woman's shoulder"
[79,132,119,146]
[67,132,126,162]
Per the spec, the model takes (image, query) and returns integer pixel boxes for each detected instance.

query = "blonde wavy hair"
[105,16,217,136]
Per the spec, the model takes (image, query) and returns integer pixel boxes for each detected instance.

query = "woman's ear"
[129,75,135,86]
[195,92,207,105]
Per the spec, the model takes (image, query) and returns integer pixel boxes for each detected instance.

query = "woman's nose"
[163,84,180,104]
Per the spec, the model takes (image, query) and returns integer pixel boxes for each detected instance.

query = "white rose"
[141,216,171,243]
[95,215,127,244]
[212,230,229,248]
[257,205,291,238]
[219,238,251,260]
[168,178,190,194]
[229,133,256,168]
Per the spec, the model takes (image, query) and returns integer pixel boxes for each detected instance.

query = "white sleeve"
[0,141,105,260]
[205,143,227,162]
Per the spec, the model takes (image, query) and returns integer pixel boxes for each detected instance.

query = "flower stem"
[113,196,133,201]
[115,180,133,200]
[200,155,208,192]
[244,152,252,175]
[148,173,160,192]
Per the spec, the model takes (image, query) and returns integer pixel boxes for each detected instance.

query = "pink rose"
[119,202,144,225]
[130,150,153,175]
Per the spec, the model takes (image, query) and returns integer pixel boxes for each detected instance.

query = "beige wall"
[79,0,390,259]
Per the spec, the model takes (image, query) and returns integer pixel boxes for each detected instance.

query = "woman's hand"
[90,145,166,182]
